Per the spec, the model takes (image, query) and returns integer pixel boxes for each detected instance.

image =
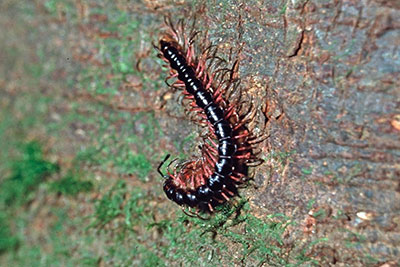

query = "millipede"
[155,17,262,215]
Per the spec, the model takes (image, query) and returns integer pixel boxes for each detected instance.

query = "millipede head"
[163,179,175,200]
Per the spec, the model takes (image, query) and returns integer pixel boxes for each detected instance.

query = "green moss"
[49,171,93,196]
[90,180,152,230]
[90,180,127,229]
[0,211,18,253]
[149,200,322,266]
[0,141,59,206]
[217,209,293,265]
[0,141,59,254]
[116,153,152,182]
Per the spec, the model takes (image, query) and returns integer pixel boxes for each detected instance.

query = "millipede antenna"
[157,154,171,177]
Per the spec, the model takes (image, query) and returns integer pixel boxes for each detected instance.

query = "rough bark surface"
[214,0,400,264]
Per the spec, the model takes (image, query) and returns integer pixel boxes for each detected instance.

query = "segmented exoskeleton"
[156,17,262,214]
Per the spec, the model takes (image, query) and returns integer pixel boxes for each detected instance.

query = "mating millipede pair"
[155,18,262,215]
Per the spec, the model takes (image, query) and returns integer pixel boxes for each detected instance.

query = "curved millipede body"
[159,40,238,212]
[156,19,261,214]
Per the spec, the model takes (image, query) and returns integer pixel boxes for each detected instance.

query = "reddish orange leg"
[173,81,186,88]
[187,172,196,188]
[213,90,223,104]
[212,80,222,97]
[227,174,242,182]
[233,120,248,131]
[223,187,235,197]
[161,58,169,64]
[206,136,219,149]
[176,174,188,188]
[186,44,195,65]
[234,152,251,159]
[220,192,230,201]
[224,104,235,119]
[169,71,179,78]
[208,203,214,212]
[214,89,226,105]
[201,143,213,159]
[201,70,209,86]
[184,95,195,101]
[231,172,246,183]
[206,73,214,90]
[233,131,250,140]
[206,142,218,155]
[236,146,253,152]
[198,172,208,187]
[203,147,218,167]
[200,157,213,177]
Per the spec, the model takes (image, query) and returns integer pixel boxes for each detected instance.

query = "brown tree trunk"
[211,0,400,264]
